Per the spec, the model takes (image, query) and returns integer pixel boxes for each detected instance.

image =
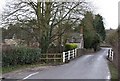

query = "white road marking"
[23,72,39,80]
[106,74,111,79]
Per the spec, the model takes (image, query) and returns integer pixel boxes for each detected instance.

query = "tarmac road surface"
[3,48,111,80]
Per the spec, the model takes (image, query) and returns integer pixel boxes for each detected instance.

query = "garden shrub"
[65,43,77,51]
[2,47,41,67]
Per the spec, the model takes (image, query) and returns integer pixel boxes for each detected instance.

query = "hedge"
[65,43,77,51]
[2,47,41,67]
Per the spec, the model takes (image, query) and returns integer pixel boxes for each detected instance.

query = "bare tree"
[2,0,91,53]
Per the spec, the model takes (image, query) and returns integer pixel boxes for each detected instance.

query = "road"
[3,48,111,80]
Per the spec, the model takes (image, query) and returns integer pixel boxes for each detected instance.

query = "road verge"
[108,62,118,81]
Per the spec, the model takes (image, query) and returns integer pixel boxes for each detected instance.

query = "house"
[66,32,84,49]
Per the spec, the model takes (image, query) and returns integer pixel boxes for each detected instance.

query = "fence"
[63,49,77,63]
[40,48,77,64]
[40,53,63,64]
[107,48,114,61]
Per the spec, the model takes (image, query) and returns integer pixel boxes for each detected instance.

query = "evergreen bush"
[65,43,77,51]
[2,47,41,67]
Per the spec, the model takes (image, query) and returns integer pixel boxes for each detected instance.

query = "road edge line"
[23,72,39,80]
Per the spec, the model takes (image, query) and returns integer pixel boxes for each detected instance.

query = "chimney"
[80,26,83,34]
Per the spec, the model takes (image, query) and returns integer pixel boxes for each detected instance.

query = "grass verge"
[108,62,118,81]
[2,62,63,74]
[2,63,52,74]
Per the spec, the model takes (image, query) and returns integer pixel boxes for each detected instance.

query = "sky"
[89,0,119,29]
[0,0,119,29]
[0,0,5,15]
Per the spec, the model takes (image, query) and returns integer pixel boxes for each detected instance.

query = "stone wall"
[76,48,94,57]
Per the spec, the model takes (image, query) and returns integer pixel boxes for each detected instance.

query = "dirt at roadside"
[2,66,56,79]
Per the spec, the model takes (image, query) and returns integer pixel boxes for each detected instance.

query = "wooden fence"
[40,53,63,64]
[39,48,78,64]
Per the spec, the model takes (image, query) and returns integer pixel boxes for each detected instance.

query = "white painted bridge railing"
[107,48,114,61]
[63,49,77,63]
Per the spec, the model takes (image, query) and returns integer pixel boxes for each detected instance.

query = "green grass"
[2,63,50,74]
[2,62,63,74]
[108,62,118,80]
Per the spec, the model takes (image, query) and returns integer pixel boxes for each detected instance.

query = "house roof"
[69,32,82,39]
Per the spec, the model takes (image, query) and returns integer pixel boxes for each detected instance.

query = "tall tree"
[81,12,100,51]
[93,14,106,41]
[2,0,90,53]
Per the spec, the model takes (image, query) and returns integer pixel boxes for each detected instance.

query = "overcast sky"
[89,0,119,29]
[0,0,119,29]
